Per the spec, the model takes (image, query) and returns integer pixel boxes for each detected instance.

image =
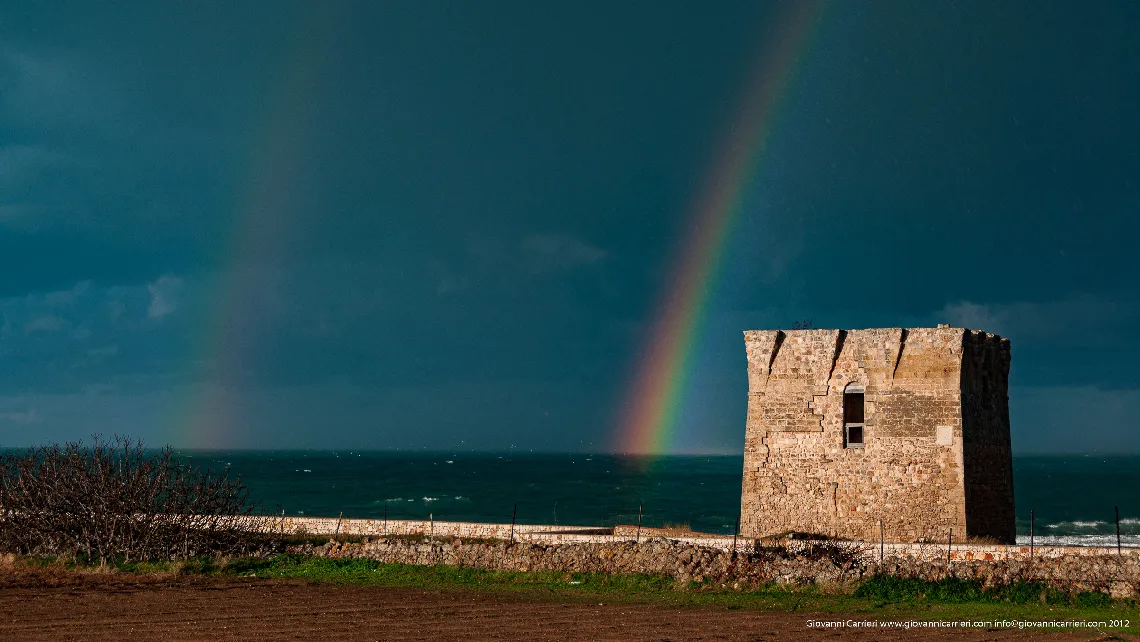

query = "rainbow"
[174,7,341,448]
[614,2,826,454]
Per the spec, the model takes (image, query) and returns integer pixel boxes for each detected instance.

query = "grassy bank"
[234,555,1140,624]
[13,552,1138,628]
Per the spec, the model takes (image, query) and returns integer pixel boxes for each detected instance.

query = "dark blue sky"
[1,1,1137,453]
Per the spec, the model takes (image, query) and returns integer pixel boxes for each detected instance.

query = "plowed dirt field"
[0,572,1129,640]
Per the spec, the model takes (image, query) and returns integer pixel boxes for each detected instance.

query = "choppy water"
[1012,455,1139,547]
[180,452,1138,546]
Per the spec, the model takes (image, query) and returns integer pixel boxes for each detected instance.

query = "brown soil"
[0,567,1130,641]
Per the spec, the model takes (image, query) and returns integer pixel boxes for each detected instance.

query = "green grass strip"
[209,555,1139,627]
[13,553,1139,628]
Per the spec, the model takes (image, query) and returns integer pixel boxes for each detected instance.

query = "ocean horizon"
[169,450,1138,547]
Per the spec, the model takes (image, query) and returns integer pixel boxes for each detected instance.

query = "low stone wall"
[290,535,1139,599]
[271,516,1138,563]
[271,516,616,545]
[267,516,1139,597]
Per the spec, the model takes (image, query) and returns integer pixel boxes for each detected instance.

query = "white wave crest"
[1045,520,1104,529]
[1017,534,1140,547]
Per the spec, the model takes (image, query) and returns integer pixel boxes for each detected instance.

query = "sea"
[181,452,1138,547]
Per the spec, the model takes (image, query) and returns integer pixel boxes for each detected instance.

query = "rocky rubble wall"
[268,516,1136,562]
[289,535,1140,599]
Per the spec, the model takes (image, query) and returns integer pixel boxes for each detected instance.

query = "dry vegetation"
[0,436,269,563]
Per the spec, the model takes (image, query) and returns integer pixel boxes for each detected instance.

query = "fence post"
[383,501,388,536]
[1029,509,1034,561]
[335,511,343,541]
[1116,506,1122,555]
[732,517,740,558]
[636,504,643,543]
[430,512,434,540]
[879,520,884,563]
[947,528,953,571]
[509,503,517,543]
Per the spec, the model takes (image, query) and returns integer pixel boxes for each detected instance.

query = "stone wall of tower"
[960,330,1015,542]
[740,326,1013,544]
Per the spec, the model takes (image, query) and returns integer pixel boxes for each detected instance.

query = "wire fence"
[265,500,1139,560]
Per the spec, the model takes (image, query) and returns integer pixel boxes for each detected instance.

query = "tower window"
[844,385,865,448]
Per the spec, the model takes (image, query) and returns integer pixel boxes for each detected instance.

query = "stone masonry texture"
[294,536,1138,598]
[268,516,1138,596]
[740,327,1015,544]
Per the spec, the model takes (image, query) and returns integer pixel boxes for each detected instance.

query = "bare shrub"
[658,522,693,536]
[796,540,869,568]
[0,435,269,563]
[746,538,869,570]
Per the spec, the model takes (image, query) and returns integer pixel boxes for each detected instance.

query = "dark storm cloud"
[0,1,1137,452]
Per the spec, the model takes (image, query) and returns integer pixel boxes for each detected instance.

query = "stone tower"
[740,326,1014,544]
